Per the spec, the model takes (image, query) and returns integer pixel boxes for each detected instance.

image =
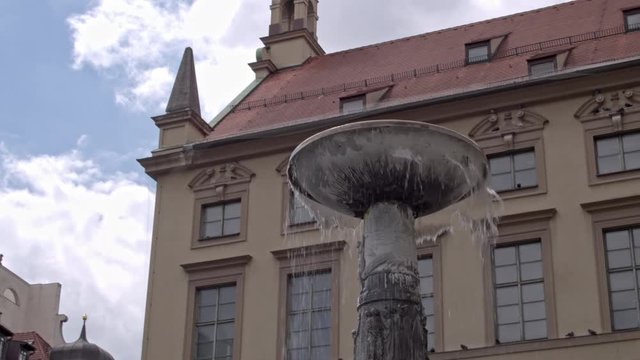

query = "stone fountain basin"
[288,120,488,219]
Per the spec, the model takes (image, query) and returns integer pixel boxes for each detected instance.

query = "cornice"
[581,195,640,213]
[260,29,325,55]
[180,255,252,273]
[498,208,557,226]
[152,109,212,135]
[271,240,346,260]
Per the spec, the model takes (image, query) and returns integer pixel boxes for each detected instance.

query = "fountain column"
[354,202,426,360]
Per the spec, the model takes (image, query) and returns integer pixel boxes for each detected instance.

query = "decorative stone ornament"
[469,109,549,143]
[188,162,255,193]
[574,88,640,126]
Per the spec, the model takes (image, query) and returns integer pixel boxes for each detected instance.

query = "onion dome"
[49,315,114,360]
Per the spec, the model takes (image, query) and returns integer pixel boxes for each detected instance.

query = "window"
[0,336,6,358]
[574,88,640,185]
[194,285,236,360]
[528,57,556,76]
[340,96,365,113]
[418,257,435,351]
[624,9,640,32]
[466,41,490,64]
[483,209,557,344]
[189,162,254,248]
[595,132,640,175]
[19,349,28,360]
[469,109,549,199]
[200,201,241,239]
[182,256,250,360]
[272,241,344,360]
[489,150,537,192]
[289,192,315,226]
[286,271,332,360]
[493,242,547,342]
[604,226,640,330]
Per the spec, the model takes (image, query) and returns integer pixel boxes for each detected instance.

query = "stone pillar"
[354,202,427,360]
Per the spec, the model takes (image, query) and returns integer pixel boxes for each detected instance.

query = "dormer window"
[340,95,365,113]
[624,8,640,32]
[528,56,556,76]
[466,41,490,64]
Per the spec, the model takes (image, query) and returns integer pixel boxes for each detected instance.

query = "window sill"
[590,168,640,186]
[282,221,319,235]
[430,330,640,360]
[494,185,546,200]
[192,234,245,249]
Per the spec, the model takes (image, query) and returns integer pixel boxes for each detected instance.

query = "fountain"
[288,120,488,360]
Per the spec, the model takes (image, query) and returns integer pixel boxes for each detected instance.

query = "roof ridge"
[322,0,579,58]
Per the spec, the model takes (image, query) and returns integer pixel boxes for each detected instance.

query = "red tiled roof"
[12,332,51,360]
[210,0,640,139]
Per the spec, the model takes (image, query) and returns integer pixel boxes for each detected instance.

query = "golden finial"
[82,314,88,321]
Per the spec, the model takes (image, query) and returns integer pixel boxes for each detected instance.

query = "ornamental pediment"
[574,88,640,120]
[469,109,549,140]
[188,162,255,192]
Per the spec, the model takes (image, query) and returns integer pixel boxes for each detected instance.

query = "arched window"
[3,288,18,305]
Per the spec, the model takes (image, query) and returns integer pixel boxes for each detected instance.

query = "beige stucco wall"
[0,265,67,346]
[141,68,640,359]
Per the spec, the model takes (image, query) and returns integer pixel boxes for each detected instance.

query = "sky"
[0,1,569,359]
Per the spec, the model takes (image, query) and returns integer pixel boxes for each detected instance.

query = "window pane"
[522,283,545,302]
[219,286,235,303]
[514,169,536,188]
[202,221,223,238]
[342,98,364,113]
[312,290,331,308]
[523,301,546,321]
[622,132,640,152]
[288,349,309,360]
[426,314,435,332]
[611,290,638,310]
[495,265,518,284]
[313,273,332,291]
[597,154,622,174]
[520,262,543,281]
[613,309,639,330]
[216,323,235,340]
[310,346,330,360]
[609,271,635,291]
[223,202,241,219]
[491,173,513,192]
[529,60,555,75]
[218,304,235,321]
[290,276,310,294]
[607,249,632,269]
[489,156,511,174]
[222,218,240,236]
[288,330,309,349]
[468,45,489,62]
[514,151,535,170]
[198,305,217,323]
[597,137,621,156]
[496,286,519,306]
[214,339,234,358]
[288,313,309,331]
[197,341,214,359]
[311,328,330,346]
[606,230,631,250]
[524,319,547,339]
[199,289,218,306]
[624,151,640,170]
[498,323,521,343]
[418,258,433,276]
[519,243,541,262]
[197,325,215,343]
[422,297,434,315]
[627,12,640,30]
[634,228,640,246]
[203,205,223,222]
[494,247,516,266]
[420,276,433,294]
[312,310,331,329]
[497,304,520,324]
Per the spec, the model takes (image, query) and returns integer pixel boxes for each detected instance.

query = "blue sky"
[0,1,569,359]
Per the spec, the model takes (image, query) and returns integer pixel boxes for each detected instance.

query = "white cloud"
[0,145,154,360]
[68,0,258,119]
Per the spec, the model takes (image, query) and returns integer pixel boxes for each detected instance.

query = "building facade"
[139,0,640,359]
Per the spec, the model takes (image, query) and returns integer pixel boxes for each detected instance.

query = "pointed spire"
[79,314,88,341]
[166,47,201,115]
